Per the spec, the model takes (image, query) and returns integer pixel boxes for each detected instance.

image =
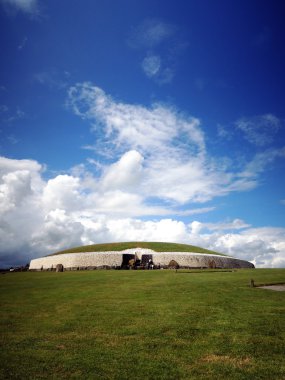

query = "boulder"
[56,264,64,272]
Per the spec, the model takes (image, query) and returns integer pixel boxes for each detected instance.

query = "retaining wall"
[29,248,254,270]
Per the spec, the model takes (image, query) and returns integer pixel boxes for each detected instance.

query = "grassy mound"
[49,241,226,256]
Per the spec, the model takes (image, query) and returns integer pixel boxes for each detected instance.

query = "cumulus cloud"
[235,114,281,146]
[101,150,143,191]
[208,227,285,268]
[0,156,284,269]
[1,85,284,268]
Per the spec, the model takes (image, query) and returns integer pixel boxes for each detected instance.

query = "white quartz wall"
[29,249,254,270]
[29,252,123,270]
[151,253,253,268]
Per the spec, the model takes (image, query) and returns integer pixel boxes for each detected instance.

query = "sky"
[0,0,285,268]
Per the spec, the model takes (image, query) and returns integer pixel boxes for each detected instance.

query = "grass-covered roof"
[49,242,226,256]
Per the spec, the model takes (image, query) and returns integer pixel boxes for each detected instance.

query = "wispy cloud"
[67,83,284,205]
[67,82,205,157]
[217,123,233,140]
[128,19,175,49]
[6,135,19,144]
[141,55,174,84]
[3,107,25,123]
[34,69,70,89]
[240,148,285,178]
[128,18,186,84]
[235,114,281,146]
[141,55,161,77]
[1,83,284,268]
[1,0,39,16]
[202,219,251,232]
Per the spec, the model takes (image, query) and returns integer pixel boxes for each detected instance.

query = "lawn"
[51,241,224,256]
[0,269,284,379]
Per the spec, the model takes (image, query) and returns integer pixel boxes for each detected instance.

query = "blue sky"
[0,0,284,267]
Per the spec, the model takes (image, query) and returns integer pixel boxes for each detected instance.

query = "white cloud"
[42,175,82,212]
[142,55,161,77]
[235,114,281,146]
[128,19,175,49]
[67,82,205,155]
[101,150,143,191]
[0,170,33,212]
[34,69,70,89]
[202,219,251,231]
[141,54,174,84]
[240,147,285,178]
[67,83,285,205]
[1,85,285,268]
[1,0,38,15]
[0,156,284,268]
[209,227,285,268]
[128,19,184,84]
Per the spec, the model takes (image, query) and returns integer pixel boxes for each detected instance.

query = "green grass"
[1,269,285,379]
[51,241,226,256]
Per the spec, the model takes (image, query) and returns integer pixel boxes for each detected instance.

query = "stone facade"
[29,248,254,270]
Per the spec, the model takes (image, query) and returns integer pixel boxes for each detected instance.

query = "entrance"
[141,254,153,268]
[121,254,136,269]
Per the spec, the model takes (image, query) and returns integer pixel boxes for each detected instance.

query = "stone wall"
[151,252,254,269]
[29,252,123,270]
[29,248,254,270]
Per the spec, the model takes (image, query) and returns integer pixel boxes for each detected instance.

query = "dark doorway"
[121,254,136,269]
[141,254,153,268]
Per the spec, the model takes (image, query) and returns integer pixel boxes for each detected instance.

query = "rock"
[56,264,64,272]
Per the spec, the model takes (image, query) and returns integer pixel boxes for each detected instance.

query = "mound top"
[30,242,254,270]
[49,241,226,256]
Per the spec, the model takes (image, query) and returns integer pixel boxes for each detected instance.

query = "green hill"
[49,241,226,256]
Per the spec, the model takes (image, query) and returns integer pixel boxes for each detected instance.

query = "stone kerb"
[29,248,254,270]
[29,252,123,270]
[151,252,253,269]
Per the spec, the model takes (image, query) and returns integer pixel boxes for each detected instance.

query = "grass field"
[1,269,285,379]
[51,241,225,256]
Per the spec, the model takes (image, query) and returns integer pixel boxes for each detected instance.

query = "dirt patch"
[258,285,285,291]
[201,355,252,368]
